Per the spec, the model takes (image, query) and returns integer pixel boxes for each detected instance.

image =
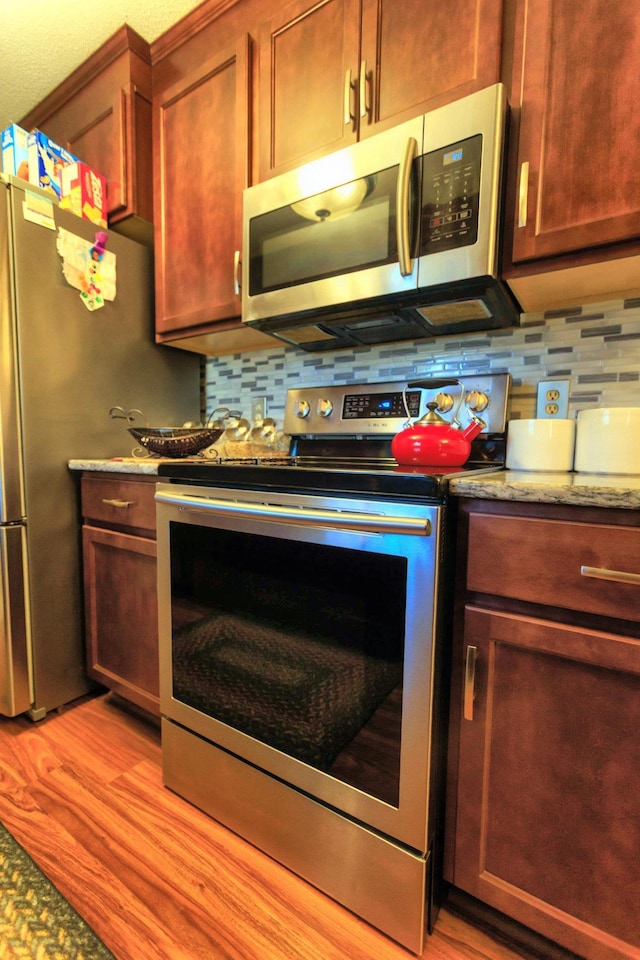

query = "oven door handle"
[155,490,432,536]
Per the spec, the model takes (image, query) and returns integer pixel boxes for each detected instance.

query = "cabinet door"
[453,606,640,960]
[512,0,640,262]
[258,0,361,179]
[65,83,152,223]
[82,525,159,716]
[20,27,153,225]
[359,0,503,137]
[154,36,250,335]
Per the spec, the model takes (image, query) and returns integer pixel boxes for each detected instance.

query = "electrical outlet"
[251,396,267,423]
[536,379,570,419]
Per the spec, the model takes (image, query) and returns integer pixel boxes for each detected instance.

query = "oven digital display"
[343,390,421,419]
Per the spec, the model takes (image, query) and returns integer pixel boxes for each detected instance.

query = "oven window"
[168,522,406,806]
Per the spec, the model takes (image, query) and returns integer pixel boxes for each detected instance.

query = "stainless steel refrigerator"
[0,174,201,719]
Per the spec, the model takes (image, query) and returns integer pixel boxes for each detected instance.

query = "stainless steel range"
[155,374,510,953]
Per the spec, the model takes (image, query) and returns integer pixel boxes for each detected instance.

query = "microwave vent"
[416,299,492,326]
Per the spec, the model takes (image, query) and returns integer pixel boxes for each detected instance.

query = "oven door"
[155,482,443,854]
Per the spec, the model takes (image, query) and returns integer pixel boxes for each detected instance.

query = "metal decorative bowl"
[128,426,223,458]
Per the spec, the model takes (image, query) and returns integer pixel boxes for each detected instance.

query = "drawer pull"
[580,565,640,586]
[463,645,478,721]
[102,498,134,508]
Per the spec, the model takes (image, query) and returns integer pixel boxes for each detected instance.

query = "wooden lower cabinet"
[448,500,640,960]
[81,474,160,716]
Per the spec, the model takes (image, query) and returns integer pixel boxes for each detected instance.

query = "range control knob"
[466,390,489,413]
[295,399,310,418]
[316,398,333,418]
[435,391,455,414]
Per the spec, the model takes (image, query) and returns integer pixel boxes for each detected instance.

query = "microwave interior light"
[291,178,372,222]
[417,299,492,325]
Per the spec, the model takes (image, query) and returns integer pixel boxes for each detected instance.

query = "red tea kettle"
[391,378,486,467]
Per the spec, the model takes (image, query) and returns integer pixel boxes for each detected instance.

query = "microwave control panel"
[420,133,481,254]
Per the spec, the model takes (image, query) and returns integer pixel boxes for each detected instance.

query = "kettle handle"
[404,378,465,427]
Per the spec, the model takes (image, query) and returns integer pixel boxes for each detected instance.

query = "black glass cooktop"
[157,437,505,501]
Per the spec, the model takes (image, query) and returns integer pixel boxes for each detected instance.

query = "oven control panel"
[284,374,511,437]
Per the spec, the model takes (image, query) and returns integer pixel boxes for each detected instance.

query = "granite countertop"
[69,460,640,510]
[69,458,165,475]
[449,470,640,510]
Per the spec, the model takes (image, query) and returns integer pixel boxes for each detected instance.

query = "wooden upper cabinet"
[258,0,361,178]
[258,0,504,179]
[20,26,153,225]
[154,36,250,338]
[511,0,640,263]
[358,0,503,138]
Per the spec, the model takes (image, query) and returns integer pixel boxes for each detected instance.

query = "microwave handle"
[397,136,417,276]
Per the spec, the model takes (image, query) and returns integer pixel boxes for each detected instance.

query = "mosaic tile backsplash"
[203,298,640,430]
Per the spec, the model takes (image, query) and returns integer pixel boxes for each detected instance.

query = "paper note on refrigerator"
[56,227,116,310]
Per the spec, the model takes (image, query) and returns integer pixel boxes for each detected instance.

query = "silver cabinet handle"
[518,160,530,228]
[359,59,369,119]
[343,68,356,127]
[463,645,478,721]
[580,565,640,586]
[233,249,241,296]
[102,498,134,508]
[155,490,431,536]
[396,136,417,277]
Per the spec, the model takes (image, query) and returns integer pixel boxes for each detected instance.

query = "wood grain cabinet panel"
[448,500,640,960]
[466,513,640,622]
[358,0,503,137]
[154,35,250,338]
[81,474,159,716]
[454,607,640,960]
[510,0,640,263]
[258,0,503,179]
[21,26,153,226]
[258,0,360,177]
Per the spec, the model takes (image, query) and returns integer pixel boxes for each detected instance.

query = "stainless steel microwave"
[241,83,521,352]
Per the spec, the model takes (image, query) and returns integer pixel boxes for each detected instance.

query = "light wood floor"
[0,692,533,960]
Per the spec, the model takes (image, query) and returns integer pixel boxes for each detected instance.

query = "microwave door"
[242,116,423,327]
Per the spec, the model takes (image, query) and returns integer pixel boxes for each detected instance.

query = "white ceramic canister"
[506,418,576,472]
[574,407,640,474]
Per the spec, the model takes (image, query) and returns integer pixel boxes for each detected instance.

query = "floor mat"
[0,823,115,959]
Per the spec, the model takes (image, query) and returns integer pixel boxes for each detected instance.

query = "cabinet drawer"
[467,514,640,623]
[81,475,157,534]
